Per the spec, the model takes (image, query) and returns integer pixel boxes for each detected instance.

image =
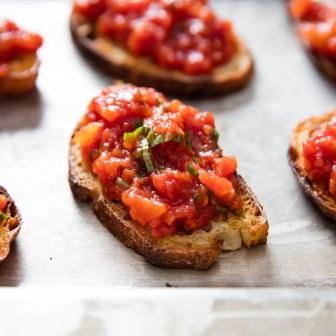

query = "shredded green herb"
[123,126,143,142]
[187,165,199,177]
[151,134,164,147]
[140,138,154,173]
[146,129,156,145]
[116,177,129,189]
[0,212,7,222]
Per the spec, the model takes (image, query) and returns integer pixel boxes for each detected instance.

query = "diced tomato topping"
[122,187,168,227]
[303,117,336,198]
[74,122,104,163]
[215,156,237,177]
[151,169,195,202]
[74,0,106,19]
[73,0,238,75]
[74,84,241,237]
[0,19,43,66]
[199,170,234,200]
[0,195,8,212]
[93,151,133,183]
[289,0,336,63]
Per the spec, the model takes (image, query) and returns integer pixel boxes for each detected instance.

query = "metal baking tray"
[0,0,335,287]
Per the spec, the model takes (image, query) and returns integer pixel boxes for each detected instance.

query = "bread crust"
[309,52,336,83]
[69,134,268,270]
[70,12,254,98]
[0,54,39,97]
[289,111,336,219]
[0,186,21,262]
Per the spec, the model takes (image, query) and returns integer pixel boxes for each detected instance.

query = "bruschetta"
[0,186,21,262]
[0,19,43,96]
[69,83,268,269]
[289,0,336,82]
[289,110,336,219]
[70,0,253,97]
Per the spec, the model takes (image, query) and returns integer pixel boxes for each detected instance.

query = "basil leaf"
[123,126,143,142]
[187,165,199,177]
[140,138,154,173]
[0,212,7,222]
[151,134,164,147]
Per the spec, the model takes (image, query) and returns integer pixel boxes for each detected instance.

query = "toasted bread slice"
[0,186,21,262]
[70,12,254,98]
[0,53,39,96]
[289,111,336,219]
[69,139,268,270]
[309,52,336,83]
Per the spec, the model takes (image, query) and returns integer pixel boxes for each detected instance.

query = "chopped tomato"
[199,170,234,200]
[92,151,133,184]
[73,0,238,75]
[290,0,336,63]
[74,0,106,19]
[215,156,237,177]
[74,122,104,163]
[0,19,43,64]
[0,195,8,212]
[122,188,168,226]
[303,118,336,198]
[74,84,241,237]
[151,169,195,202]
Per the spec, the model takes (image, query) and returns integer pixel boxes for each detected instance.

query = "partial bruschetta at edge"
[0,186,21,262]
[289,110,336,219]
[0,19,43,96]
[289,0,336,82]
[69,83,268,270]
[70,0,254,97]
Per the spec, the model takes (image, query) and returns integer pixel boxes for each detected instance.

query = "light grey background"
[0,0,335,287]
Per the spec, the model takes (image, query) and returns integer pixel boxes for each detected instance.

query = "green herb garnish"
[140,138,154,173]
[123,126,143,142]
[116,177,129,189]
[151,134,164,147]
[0,212,7,222]
[146,129,156,145]
[187,165,199,177]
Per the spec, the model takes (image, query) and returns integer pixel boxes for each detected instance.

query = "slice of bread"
[289,111,336,219]
[310,52,336,83]
[70,12,254,98]
[0,186,21,262]
[69,139,268,270]
[0,53,39,96]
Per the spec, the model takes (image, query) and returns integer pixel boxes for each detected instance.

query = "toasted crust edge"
[288,111,336,220]
[0,55,39,97]
[0,186,22,262]
[69,163,220,270]
[70,12,254,98]
[309,52,336,83]
[69,133,268,269]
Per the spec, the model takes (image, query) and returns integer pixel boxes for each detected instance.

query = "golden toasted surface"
[0,186,21,262]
